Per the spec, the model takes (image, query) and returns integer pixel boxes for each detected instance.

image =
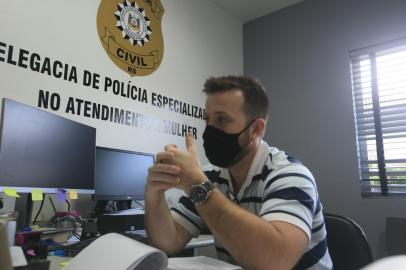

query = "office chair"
[324,213,373,270]
[386,217,406,256]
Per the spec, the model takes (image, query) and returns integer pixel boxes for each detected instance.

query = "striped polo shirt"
[169,141,333,270]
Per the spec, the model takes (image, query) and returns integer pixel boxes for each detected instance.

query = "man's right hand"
[146,151,182,198]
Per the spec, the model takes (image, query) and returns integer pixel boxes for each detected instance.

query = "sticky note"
[4,188,20,198]
[59,262,70,267]
[69,190,78,200]
[57,189,66,202]
[31,189,43,201]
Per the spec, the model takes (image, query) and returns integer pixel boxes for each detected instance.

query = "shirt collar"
[218,140,270,200]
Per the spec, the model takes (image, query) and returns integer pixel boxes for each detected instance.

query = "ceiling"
[209,0,303,23]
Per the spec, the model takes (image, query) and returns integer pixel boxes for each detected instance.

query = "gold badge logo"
[97,0,165,76]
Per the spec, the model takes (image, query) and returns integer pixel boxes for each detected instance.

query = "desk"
[48,234,214,270]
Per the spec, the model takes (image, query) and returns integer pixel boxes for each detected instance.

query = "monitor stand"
[14,193,33,232]
[115,200,132,211]
[93,200,133,218]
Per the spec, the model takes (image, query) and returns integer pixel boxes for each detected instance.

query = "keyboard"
[48,232,148,257]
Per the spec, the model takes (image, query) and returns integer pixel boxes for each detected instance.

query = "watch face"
[190,185,207,204]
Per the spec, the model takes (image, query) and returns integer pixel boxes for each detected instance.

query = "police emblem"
[97,0,165,76]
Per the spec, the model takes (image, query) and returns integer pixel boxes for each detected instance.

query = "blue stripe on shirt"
[205,170,229,186]
[286,154,303,165]
[239,196,263,203]
[264,173,315,191]
[263,187,315,214]
[179,196,199,216]
[293,238,328,270]
[252,165,273,182]
[312,221,325,234]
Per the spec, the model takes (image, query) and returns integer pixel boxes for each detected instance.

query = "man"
[145,76,332,270]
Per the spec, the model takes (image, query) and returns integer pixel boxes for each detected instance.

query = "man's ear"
[251,118,266,138]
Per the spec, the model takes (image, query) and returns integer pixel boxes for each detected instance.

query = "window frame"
[350,37,406,196]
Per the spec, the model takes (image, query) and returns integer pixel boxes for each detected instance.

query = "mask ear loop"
[240,119,257,144]
[229,119,257,166]
[237,118,257,136]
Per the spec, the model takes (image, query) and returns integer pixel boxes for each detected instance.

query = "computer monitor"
[94,147,154,201]
[0,98,96,192]
[0,98,96,229]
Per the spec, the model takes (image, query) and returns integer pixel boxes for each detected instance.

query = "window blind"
[350,38,406,196]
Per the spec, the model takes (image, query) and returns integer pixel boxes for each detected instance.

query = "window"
[350,38,406,196]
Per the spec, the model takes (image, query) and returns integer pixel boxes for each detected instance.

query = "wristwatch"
[189,181,215,206]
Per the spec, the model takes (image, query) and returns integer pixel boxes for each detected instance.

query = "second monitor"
[94,147,154,201]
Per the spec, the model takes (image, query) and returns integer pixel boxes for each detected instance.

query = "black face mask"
[203,120,255,168]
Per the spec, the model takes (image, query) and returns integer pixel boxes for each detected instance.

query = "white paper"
[62,233,167,270]
[167,256,242,270]
[9,246,28,267]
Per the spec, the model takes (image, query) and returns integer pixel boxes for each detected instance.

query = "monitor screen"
[0,98,96,193]
[94,147,154,200]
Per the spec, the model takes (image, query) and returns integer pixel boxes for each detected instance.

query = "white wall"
[0,0,243,219]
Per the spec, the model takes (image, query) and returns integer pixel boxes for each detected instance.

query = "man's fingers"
[154,182,178,191]
[147,173,180,192]
[164,144,178,151]
[185,133,196,152]
[148,163,181,175]
[155,151,174,164]
[148,172,181,184]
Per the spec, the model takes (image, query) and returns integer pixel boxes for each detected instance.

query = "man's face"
[204,89,249,135]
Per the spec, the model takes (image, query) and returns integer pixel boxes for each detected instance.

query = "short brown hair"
[203,75,269,122]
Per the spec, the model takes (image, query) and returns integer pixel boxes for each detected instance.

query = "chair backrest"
[386,217,406,256]
[324,213,373,270]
